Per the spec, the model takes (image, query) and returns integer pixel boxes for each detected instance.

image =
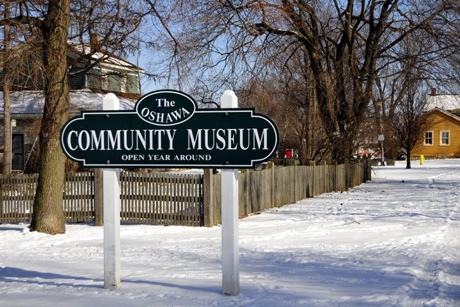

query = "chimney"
[90,34,101,52]
[431,88,437,96]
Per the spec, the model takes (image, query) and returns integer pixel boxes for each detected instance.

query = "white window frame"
[440,130,450,146]
[424,131,433,146]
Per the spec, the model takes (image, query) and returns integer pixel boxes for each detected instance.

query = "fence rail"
[0,159,371,226]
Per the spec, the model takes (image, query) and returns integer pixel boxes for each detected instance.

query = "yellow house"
[412,108,460,158]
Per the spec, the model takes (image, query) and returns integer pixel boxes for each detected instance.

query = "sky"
[0,159,459,306]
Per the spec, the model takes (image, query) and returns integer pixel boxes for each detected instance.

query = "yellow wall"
[412,110,460,158]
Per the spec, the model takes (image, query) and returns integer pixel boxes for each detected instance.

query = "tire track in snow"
[434,176,460,306]
[399,172,460,306]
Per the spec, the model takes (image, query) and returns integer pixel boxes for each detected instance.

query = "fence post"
[246,169,251,214]
[312,161,316,196]
[366,158,371,181]
[358,159,361,185]
[0,177,3,219]
[203,169,213,227]
[345,158,349,190]
[292,163,297,202]
[94,169,103,226]
[269,161,275,207]
[364,158,368,182]
[334,160,338,191]
[323,160,327,193]
[239,169,250,216]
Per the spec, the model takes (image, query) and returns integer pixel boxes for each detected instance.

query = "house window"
[424,131,433,145]
[107,72,122,92]
[440,131,450,145]
[12,134,25,170]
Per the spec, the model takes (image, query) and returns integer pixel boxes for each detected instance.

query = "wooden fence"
[203,159,371,226]
[0,159,371,227]
[0,171,204,226]
[119,172,203,226]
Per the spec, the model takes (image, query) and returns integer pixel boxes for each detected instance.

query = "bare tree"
[369,0,460,168]
[391,83,428,169]
[0,0,152,234]
[67,0,148,87]
[27,0,72,234]
[1,1,40,174]
[143,0,459,162]
[236,77,294,160]
[376,33,432,169]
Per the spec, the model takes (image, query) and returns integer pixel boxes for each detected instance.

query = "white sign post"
[103,93,121,290]
[60,90,279,293]
[220,90,240,296]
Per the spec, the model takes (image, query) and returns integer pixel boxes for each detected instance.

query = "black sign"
[60,90,279,168]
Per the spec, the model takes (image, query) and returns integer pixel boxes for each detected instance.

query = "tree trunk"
[2,87,12,175]
[30,0,71,234]
[406,149,412,169]
[2,1,12,175]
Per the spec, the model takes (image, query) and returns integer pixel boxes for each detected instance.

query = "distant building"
[0,41,143,171]
[67,40,143,99]
[412,89,460,159]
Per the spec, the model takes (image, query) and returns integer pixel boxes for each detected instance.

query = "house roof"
[0,40,143,73]
[67,41,143,73]
[0,89,136,115]
[425,94,460,111]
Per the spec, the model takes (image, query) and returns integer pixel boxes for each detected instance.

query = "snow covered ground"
[1,159,460,306]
